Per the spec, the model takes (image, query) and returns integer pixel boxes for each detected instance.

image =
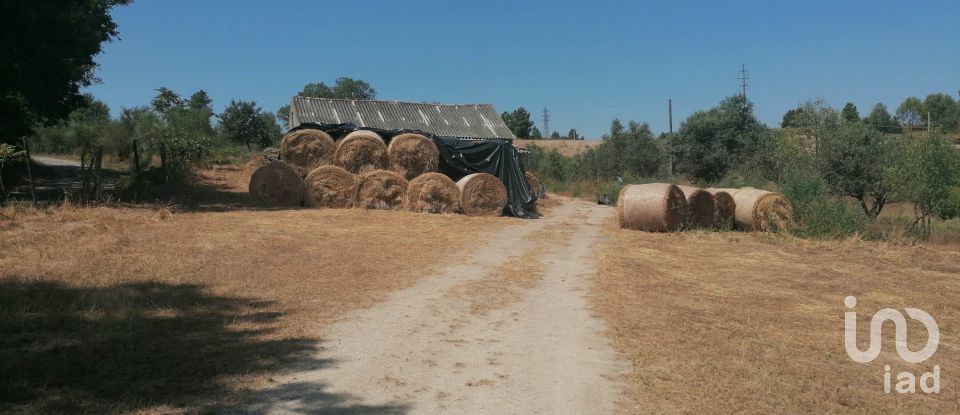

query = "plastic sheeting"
[288,123,539,219]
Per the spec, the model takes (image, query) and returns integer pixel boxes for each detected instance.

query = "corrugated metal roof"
[289,97,516,140]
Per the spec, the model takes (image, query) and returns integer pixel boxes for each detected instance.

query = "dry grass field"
[593,223,960,414]
[514,139,601,157]
[0,171,508,414]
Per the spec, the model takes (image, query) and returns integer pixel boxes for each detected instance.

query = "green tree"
[501,107,534,139]
[0,0,131,147]
[277,78,377,128]
[818,124,894,218]
[896,97,924,128]
[151,87,184,118]
[219,100,280,149]
[888,134,960,237]
[673,95,767,184]
[550,131,562,139]
[923,93,960,132]
[865,103,900,134]
[841,102,860,124]
[781,107,806,128]
[530,126,543,139]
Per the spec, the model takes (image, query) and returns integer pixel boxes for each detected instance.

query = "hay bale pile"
[525,172,541,197]
[458,173,508,216]
[249,162,304,207]
[303,165,358,208]
[405,172,461,214]
[356,169,408,209]
[727,187,793,232]
[616,183,793,233]
[280,129,336,176]
[705,188,736,229]
[335,130,389,173]
[617,183,688,232]
[250,128,528,217]
[676,185,716,229]
[388,133,439,180]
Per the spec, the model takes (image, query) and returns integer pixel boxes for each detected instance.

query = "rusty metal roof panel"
[290,97,516,140]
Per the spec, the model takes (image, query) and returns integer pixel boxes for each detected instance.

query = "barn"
[288,97,516,141]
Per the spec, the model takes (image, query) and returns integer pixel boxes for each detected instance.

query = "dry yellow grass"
[514,139,601,157]
[593,224,960,414]
[0,192,508,414]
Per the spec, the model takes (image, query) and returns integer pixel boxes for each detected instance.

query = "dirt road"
[237,199,626,414]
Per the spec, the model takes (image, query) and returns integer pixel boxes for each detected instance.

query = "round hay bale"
[303,165,358,208]
[705,188,736,229]
[248,162,304,207]
[280,129,336,176]
[334,130,389,173]
[457,173,508,216]
[404,172,461,214]
[525,171,542,197]
[616,183,688,232]
[356,169,408,209]
[388,133,439,180]
[727,188,793,232]
[677,185,717,229]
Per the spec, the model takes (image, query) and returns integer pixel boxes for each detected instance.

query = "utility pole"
[738,64,750,99]
[668,99,673,134]
[542,108,551,138]
[667,99,674,180]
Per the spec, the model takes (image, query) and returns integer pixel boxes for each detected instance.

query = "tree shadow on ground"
[0,279,407,414]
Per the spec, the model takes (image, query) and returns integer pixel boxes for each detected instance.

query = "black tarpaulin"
[288,123,538,218]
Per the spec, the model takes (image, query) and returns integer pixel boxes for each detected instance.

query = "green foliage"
[896,97,924,128]
[163,134,212,177]
[673,95,766,185]
[781,108,805,128]
[818,124,893,218]
[277,78,377,128]
[888,134,960,236]
[780,173,869,239]
[0,0,131,147]
[530,126,543,139]
[923,93,960,132]
[865,103,901,133]
[841,102,860,124]
[218,100,281,149]
[501,108,534,139]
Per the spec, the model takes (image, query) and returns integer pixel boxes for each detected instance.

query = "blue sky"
[85,0,960,139]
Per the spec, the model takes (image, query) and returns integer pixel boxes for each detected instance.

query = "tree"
[781,107,806,128]
[550,131,562,139]
[673,95,767,184]
[530,126,543,139]
[0,0,131,148]
[219,100,280,149]
[277,78,377,128]
[818,124,894,218]
[865,103,900,134]
[841,102,860,124]
[896,97,924,128]
[151,87,184,118]
[501,107,534,138]
[923,93,960,132]
[888,134,960,237]
[566,128,582,140]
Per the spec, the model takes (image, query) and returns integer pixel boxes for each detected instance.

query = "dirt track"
[237,199,626,414]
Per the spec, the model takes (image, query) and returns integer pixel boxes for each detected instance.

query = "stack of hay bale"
[616,183,792,232]
[248,129,515,217]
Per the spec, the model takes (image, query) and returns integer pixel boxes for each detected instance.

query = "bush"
[781,174,868,239]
